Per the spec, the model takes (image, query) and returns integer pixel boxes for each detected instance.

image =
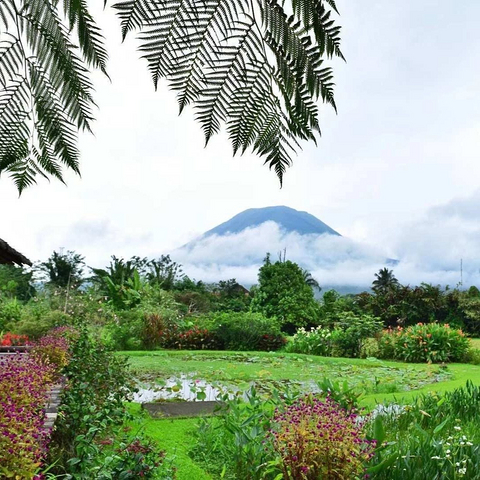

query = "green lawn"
[471,338,480,349]
[126,403,210,480]
[121,350,480,479]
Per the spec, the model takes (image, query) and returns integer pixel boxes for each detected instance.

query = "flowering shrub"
[48,325,80,343]
[0,332,29,346]
[32,334,71,371]
[0,354,54,478]
[378,323,470,363]
[270,395,376,479]
[285,326,333,356]
[287,313,382,358]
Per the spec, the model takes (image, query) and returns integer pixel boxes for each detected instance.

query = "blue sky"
[1,0,480,288]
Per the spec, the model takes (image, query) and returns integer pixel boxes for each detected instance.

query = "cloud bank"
[173,190,480,290]
[174,221,390,288]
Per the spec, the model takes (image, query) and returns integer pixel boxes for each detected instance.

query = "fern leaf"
[0,0,104,193]
[115,0,344,185]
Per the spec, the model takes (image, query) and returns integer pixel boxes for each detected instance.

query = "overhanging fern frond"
[61,0,109,74]
[114,0,344,186]
[1,0,343,191]
[114,0,156,40]
[0,0,106,193]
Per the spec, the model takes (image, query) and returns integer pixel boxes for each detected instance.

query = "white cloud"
[173,221,390,287]
[173,187,480,289]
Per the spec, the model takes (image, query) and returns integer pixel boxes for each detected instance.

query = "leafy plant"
[202,311,286,351]
[270,395,375,479]
[0,297,23,328]
[51,329,135,472]
[0,349,55,477]
[368,383,480,479]
[330,312,383,358]
[251,254,320,332]
[38,250,86,289]
[378,323,470,363]
[285,325,333,356]
[192,387,279,479]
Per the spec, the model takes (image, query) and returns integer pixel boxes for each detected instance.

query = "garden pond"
[131,352,453,403]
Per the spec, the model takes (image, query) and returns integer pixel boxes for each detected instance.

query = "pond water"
[133,376,314,403]
[133,376,235,403]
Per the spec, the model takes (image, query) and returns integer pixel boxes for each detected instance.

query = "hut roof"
[0,238,32,266]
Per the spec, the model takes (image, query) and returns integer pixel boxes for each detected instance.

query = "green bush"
[103,309,144,350]
[0,297,23,329]
[378,323,470,363]
[201,312,286,351]
[360,337,381,358]
[47,328,174,478]
[464,348,480,365]
[330,312,383,358]
[287,313,382,358]
[285,326,333,356]
[11,310,72,339]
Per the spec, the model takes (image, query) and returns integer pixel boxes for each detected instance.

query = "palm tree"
[302,268,321,292]
[372,268,400,294]
[0,0,344,192]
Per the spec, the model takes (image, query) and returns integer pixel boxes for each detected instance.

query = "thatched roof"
[0,238,32,266]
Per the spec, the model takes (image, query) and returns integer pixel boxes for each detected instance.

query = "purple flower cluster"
[32,332,72,372]
[48,326,80,342]
[270,395,376,479]
[0,354,54,477]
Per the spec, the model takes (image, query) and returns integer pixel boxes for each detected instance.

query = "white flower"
[466,442,473,446]
[458,468,467,475]
[431,456,442,460]
[454,426,462,431]
[446,450,451,454]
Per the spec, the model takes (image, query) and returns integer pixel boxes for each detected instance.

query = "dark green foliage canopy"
[0,263,35,300]
[0,0,343,191]
[251,253,319,330]
[39,250,85,288]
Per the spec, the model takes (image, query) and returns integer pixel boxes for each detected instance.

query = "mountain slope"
[203,206,341,237]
